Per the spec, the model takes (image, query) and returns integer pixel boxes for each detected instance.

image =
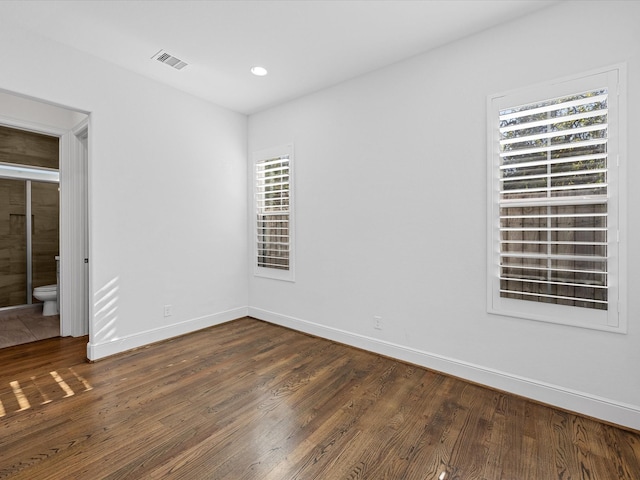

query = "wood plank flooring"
[1,317,639,479]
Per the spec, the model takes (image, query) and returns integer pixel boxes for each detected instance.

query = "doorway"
[0,91,90,346]
[0,127,60,309]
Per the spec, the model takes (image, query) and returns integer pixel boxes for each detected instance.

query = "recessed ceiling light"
[250,66,268,77]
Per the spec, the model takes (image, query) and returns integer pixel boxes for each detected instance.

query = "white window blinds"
[255,150,292,277]
[488,67,625,332]
[499,89,609,310]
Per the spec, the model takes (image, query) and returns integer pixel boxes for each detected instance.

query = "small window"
[487,67,625,332]
[253,145,295,281]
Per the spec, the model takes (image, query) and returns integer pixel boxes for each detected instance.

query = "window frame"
[253,144,295,282]
[486,66,626,333]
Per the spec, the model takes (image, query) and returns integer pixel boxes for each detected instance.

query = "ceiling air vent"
[152,50,188,70]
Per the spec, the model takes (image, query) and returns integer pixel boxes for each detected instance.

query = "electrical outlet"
[164,305,173,317]
[373,315,383,330]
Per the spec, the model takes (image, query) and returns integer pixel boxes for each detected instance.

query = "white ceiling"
[2,0,558,115]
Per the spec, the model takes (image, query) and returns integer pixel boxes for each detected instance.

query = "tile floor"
[0,305,60,349]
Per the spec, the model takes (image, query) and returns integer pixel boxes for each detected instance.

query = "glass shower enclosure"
[0,158,60,309]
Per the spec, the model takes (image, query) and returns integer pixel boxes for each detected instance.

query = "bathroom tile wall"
[0,126,58,168]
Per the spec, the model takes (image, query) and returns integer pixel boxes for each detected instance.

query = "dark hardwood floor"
[1,317,638,479]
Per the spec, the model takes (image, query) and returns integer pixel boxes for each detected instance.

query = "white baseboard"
[87,306,249,361]
[249,307,640,431]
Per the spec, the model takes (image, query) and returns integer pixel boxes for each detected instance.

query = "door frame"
[60,119,90,336]
[0,114,90,338]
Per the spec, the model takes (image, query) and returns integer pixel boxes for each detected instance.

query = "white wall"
[0,23,248,359]
[248,1,640,429]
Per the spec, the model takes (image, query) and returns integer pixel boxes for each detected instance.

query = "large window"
[487,67,625,332]
[253,145,295,281]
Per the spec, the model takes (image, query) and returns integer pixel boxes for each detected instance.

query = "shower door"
[0,177,59,309]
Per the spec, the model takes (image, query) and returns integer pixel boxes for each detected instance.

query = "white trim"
[249,307,640,431]
[59,121,89,336]
[72,118,89,137]
[87,306,249,360]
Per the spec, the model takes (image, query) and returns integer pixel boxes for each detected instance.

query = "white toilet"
[33,284,59,316]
